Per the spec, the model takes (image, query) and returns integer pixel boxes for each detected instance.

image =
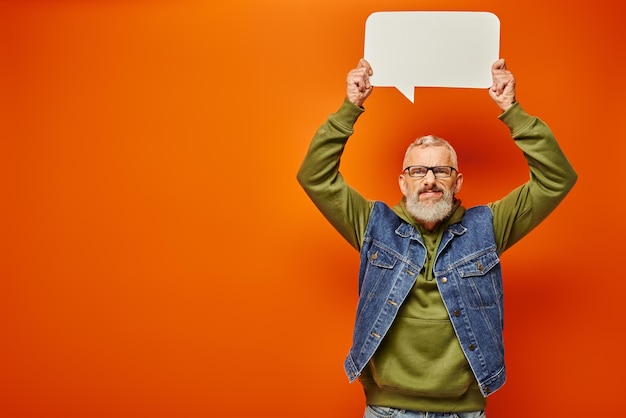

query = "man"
[297,58,577,418]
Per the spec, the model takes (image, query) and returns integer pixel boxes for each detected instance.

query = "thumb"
[492,58,506,72]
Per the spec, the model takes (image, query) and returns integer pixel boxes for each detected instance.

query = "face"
[398,145,463,225]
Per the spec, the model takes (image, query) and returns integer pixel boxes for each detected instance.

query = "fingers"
[488,58,516,111]
[490,58,513,95]
[358,58,374,76]
[347,58,374,106]
[347,70,370,92]
[348,61,373,92]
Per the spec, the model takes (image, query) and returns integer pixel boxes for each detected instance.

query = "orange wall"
[0,0,623,417]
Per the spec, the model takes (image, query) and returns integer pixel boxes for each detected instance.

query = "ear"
[398,173,408,196]
[453,172,464,194]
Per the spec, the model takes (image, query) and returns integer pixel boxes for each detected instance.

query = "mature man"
[297,58,577,418]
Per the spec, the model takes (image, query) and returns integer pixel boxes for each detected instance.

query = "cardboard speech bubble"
[364,11,500,102]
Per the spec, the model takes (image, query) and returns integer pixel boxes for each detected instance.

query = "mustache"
[418,186,443,194]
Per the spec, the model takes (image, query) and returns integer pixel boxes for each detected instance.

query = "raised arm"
[488,59,577,253]
[296,60,375,250]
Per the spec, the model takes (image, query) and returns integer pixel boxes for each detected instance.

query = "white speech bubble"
[364,11,500,102]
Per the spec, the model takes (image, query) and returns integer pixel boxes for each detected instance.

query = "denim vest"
[344,201,506,397]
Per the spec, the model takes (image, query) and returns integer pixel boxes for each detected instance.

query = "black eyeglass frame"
[402,165,458,179]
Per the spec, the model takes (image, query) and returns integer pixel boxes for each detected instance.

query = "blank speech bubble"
[364,11,500,102]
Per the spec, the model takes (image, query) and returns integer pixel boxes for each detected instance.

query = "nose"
[421,169,437,184]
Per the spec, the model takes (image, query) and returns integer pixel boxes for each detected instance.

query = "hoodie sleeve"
[489,102,578,253]
[297,98,373,250]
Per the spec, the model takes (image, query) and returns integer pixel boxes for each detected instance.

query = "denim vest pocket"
[360,244,399,297]
[366,244,398,269]
[455,250,502,309]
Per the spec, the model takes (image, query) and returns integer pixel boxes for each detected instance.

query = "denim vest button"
[441,277,448,283]
[469,344,476,351]
[453,309,461,317]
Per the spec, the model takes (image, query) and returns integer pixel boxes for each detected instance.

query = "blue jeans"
[363,406,486,418]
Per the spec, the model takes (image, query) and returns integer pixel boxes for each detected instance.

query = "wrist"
[336,97,365,122]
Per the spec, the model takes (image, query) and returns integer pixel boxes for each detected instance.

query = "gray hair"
[403,135,458,169]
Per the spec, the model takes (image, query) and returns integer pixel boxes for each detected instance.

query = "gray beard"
[405,187,455,224]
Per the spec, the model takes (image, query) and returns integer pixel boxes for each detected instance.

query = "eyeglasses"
[403,165,457,179]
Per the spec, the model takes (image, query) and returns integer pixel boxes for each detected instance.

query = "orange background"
[0,0,624,417]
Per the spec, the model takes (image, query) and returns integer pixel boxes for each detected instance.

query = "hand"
[489,59,516,111]
[346,58,373,107]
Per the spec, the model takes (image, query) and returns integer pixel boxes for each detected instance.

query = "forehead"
[404,145,454,167]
